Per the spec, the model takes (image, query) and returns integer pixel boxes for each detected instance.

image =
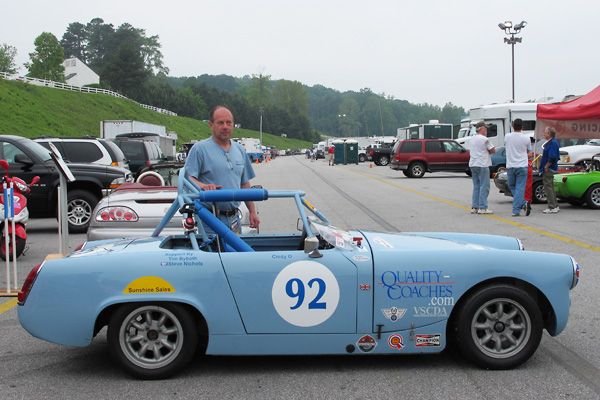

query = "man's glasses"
[225,152,232,170]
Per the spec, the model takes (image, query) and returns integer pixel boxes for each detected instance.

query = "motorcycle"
[0,160,39,261]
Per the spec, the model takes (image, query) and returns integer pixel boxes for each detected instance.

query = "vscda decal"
[379,270,454,300]
[382,307,407,321]
[272,261,340,327]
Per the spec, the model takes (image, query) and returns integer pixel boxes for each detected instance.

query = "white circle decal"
[272,260,340,327]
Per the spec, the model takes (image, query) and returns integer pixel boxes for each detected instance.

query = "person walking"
[469,122,496,214]
[185,106,260,232]
[328,145,335,166]
[505,118,534,216]
[540,127,560,213]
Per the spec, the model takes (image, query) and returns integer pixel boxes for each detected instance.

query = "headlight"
[95,206,139,222]
[109,173,134,189]
[570,256,579,289]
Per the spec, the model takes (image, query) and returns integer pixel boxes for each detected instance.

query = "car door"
[424,140,445,171]
[442,140,470,171]
[221,248,358,334]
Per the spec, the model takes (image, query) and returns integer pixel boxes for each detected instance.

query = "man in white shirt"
[504,119,533,216]
[469,122,496,214]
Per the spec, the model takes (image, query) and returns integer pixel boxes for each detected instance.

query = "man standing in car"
[469,122,495,214]
[505,119,533,216]
[185,106,260,232]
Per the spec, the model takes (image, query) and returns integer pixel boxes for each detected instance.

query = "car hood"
[360,230,522,252]
[561,144,600,156]
[48,161,131,176]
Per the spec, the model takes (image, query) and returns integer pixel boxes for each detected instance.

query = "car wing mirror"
[304,235,322,258]
[14,153,33,166]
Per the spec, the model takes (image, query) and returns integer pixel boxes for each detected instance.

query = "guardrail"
[0,72,177,117]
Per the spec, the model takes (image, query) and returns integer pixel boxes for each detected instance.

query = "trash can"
[332,140,345,165]
[345,140,359,164]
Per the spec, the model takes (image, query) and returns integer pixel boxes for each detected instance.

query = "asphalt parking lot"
[1,155,599,399]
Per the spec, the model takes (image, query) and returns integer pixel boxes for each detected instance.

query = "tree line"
[1,19,466,142]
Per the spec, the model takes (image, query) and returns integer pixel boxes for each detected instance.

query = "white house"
[63,58,99,87]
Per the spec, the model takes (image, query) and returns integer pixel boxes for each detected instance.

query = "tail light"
[96,206,139,222]
[562,177,568,183]
[18,263,43,305]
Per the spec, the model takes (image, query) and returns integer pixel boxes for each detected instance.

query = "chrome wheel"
[470,298,531,359]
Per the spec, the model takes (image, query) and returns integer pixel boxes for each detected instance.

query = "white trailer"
[101,120,177,160]
[456,103,539,149]
[235,138,264,162]
[397,120,453,141]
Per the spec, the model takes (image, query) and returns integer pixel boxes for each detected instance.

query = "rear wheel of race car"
[0,232,26,261]
[66,190,98,233]
[108,303,198,379]
[532,181,547,204]
[585,184,600,209]
[453,284,543,370]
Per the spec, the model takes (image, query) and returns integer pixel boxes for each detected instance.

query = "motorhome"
[456,103,538,149]
[397,120,453,141]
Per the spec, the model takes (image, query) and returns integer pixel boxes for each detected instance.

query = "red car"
[389,139,470,178]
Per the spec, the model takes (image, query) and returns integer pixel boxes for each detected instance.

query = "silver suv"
[35,137,130,169]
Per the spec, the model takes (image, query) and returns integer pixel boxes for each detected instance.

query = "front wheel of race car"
[453,284,543,370]
[108,303,198,379]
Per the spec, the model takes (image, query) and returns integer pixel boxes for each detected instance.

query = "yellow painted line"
[349,169,600,253]
[0,298,18,314]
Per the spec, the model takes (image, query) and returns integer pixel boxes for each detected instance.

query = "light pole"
[338,114,346,136]
[498,20,527,102]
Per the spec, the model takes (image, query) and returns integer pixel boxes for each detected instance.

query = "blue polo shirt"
[185,137,255,211]
[540,138,560,172]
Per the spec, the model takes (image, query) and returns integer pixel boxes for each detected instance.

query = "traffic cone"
[370,163,373,168]
[256,158,259,164]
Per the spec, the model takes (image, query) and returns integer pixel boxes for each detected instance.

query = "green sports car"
[554,155,600,209]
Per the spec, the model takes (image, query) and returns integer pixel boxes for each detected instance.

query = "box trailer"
[397,120,453,141]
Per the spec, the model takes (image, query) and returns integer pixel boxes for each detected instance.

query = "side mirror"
[304,235,322,258]
[14,153,34,166]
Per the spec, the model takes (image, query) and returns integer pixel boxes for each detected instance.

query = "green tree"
[272,80,309,116]
[26,32,66,82]
[61,22,88,62]
[338,98,361,137]
[102,41,150,97]
[86,18,115,71]
[247,71,272,107]
[0,43,18,74]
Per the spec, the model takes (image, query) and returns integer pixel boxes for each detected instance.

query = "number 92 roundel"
[271,260,340,327]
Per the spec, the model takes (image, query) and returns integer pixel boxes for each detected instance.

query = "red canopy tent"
[535,85,600,142]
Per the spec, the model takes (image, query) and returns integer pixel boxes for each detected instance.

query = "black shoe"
[525,201,531,216]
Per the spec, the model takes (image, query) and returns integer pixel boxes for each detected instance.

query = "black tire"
[0,230,26,261]
[408,162,426,178]
[358,154,366,163]
[402,170,411,177]
[532,181,546,204]
[585,184,600,209]
[453,284,543,370]
[379,155,389,166]
[107,303,198,379]
[567,198,585,207]
[66,190,99,233]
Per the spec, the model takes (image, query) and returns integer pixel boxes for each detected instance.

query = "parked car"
[0,135,133,232]
[18,169,579,379]
[490,146,507,177]
[558,138,600,170]
[389,139,470,178]
[493,171,547,204]
[113,139,167,177]
[87,163,257,241]
[35,137,129,169]
[554,154,600,208]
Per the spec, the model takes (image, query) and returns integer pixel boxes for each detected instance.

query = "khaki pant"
[542,169,558,209]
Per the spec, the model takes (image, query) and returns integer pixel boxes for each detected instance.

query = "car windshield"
[309,217,358,251]
[586,139,600,146]
[23,139,53,162]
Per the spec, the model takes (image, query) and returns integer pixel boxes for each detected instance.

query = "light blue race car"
[17,168,579,379]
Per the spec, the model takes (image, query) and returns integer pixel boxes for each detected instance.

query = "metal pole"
[511,36,515,102]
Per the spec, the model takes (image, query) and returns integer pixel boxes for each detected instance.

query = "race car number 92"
[272,261,340,327]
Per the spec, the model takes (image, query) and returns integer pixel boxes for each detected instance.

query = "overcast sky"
[2,0,598,110]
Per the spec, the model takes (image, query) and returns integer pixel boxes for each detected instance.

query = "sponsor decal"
[379,270,455,300]
[161,252,203,267]
[373,237,393,248]
[272,254,293,259]
[124,276,175,294]
[382,307,407,322]
[388,334,404,350]
[272,261,340,327]
[360,284,371,290]
[413,306,449,318]
[415,334,441,347]
[353,255,370,262]
[357,335,378,353]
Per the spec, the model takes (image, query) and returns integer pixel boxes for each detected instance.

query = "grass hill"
[0,78,313,150]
